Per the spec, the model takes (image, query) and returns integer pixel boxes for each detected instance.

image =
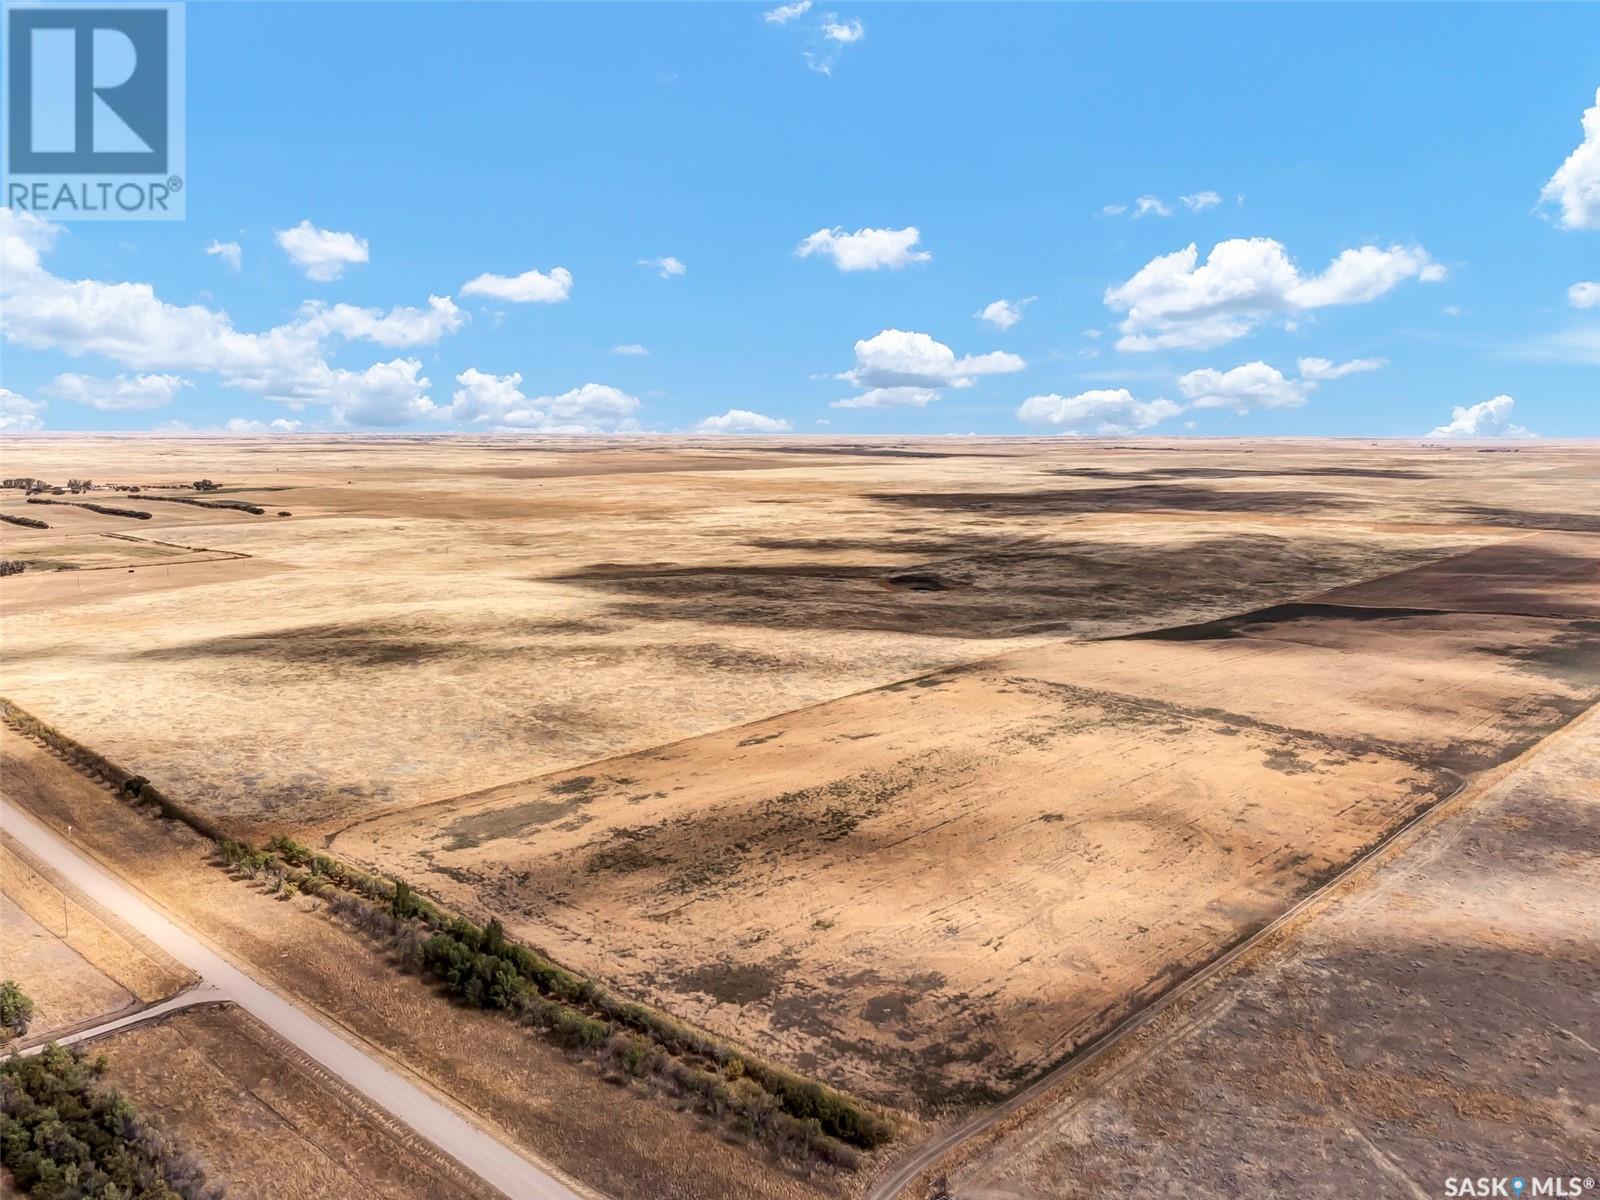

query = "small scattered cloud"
[0,387,45,431]
[1296,355,1387,381]
[460,265,573,304]
[205,239,241,271]
[1106,237,1444,351]
[766,2,863,75]
[611,343,650,356]
[44,372,192,411]
[831,386,941,410]
[763,0,812,23]
[639,256,686,279]
[1539,86,1600,230]
[224,417,302,433]
[797,225,929,271]
[1568,281,1600,309]
[975,297,1035,331]
[1427,394,1535,439]
[697,408,793,433]
[1103,191,1228,219]
[821,15,864,42]
[275,219,368,282]
[1016,389,1182,435]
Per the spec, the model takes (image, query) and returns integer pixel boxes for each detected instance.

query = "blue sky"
[2,1,1597,437]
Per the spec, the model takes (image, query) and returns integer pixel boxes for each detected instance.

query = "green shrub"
[0,979,34,1038]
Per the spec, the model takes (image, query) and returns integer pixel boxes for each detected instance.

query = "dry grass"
[95,1005,485,1200]
[0,839,192,1007]
[946,709,1600,1199]
[0,892,133,1044]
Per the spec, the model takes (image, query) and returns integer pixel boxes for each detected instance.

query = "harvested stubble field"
[3,435,1599,1187]
[942,706,1600,1200]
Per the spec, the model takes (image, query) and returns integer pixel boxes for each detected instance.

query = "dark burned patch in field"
[1124,602,1452,643]
[669,958,793,1005]
[439,789,596,850]
[866,482,1359,516]
[139,622,453,667]
[138,616,803,676]
[550,534,1451,639]
[1478,621,1600,690]
[1445,504,1600,533]
[1048,465,1435,481]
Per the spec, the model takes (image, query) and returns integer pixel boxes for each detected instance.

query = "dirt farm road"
[0,793,586,1200]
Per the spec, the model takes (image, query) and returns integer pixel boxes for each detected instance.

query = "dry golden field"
[96,1006,485,1200]
[943,707,1600,1200]
[3,435,1599,1189]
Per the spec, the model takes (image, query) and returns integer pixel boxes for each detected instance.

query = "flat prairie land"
[336,547,1600,1108]
[95,1005,484,1200]
[944,707,1600,1200]
[3,437,1598,1157]
[3,437,1594,837]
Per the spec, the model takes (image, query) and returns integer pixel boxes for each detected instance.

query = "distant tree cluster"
[1,560,31,575]
[0,514,50,530]
[0,979,34,1037]
[192,480,221,492]
[0,1043,222,1200]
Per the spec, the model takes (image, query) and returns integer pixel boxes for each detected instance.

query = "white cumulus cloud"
[1427,395,1535,439]
[975,297,1034,331]
[611,343,650,356]
[1177,362,1311,411]
[45,372,192,411]
[449,370,641,433]
[1105,237,1444,351]
[205,240,241,271]
[460,265,573,304]
[1133,195,1172,219]
[275,220,369,282]
[1016,389,1183,435]
[697,408,793,433]
[1568,281,1600,309]
[1540,87,1600,230]
[294,295,465,347]
[835,328,1025,402]
[1,208,455,428]
[796,225,930,271]
[0,387,45,431]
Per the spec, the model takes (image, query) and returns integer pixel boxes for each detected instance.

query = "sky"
[1,1,1597,439]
